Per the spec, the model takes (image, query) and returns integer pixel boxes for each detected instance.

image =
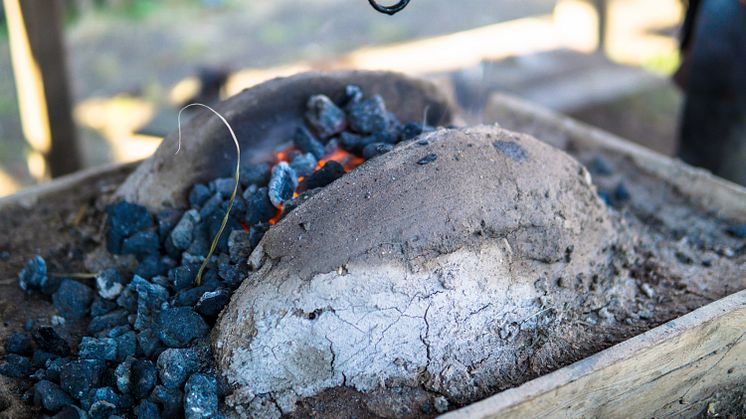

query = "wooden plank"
[4,0,82,178]
[443,289,746,418]
[484,93,746,222]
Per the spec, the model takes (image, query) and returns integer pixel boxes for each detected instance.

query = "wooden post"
[4,0,81,179]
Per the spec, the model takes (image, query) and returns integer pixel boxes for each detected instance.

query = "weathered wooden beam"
[4,0,81,178]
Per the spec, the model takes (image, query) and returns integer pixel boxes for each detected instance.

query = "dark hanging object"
[368,0,411,15]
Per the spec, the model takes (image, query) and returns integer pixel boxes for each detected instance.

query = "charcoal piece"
[88,400,117,419]
[339,131,376,155]
[301,160,345,190]
[614,182,631,203]
[186,222,211,258]
[114,331,137,362]
[198,192,223,219]
[210,177,236,198]
[132,276,169,331]
[305,94,346,139]
[293,126,326,159]
[54,405,89,419]
[416,139,429,146]
[78,337,118,361]
[227,229,265,263]
[114,358,134,394]
[493,140,528,162]
[283,189,321,215]
[156,209,183,243]
[399,122,426,141]
[52,279,94,320]
[173,277,219,307]
[90,296,117,317]
[0,354,32,378]
[598,190,613,206]
[106,202,153,254]
[157,307,208,348]
[4,332,33,356]
[346,95,389,134]
[168,264,199,291]
[727,224,746,238]
[188,184,211,208]
[24,319,33,331]
[96,268,125,301]
[363,142,394,159]
[32,327,70,356]
[59,359,107,400]
[587,155,613,176]
[184,373,219,419]
[122,231,160,260]
[33,380,73,412]
[151,385,183,418]
[32,351,60,368]
[205,207,243,254]
[135,399,161,419]
[325,138,339,155]
[157,348,201,390]
[31,368,46,381]
[170,209,200,250]
[417,153,437,165]
[339,84,363,106]
[244,187,276,226]
[18,256,48,292]
[195,288,230,318]
[290,152,318,177]
[134,255,171,280]
[240,162,271,188]
[105,325,131,338]
[44,357,69,383]
[131,360,157,400]
[268,162,298,208]
[88,310,129,334]
[137,329,164,358]
[90,387,121,411]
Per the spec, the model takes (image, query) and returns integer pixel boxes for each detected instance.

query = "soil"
[0,120,744,417]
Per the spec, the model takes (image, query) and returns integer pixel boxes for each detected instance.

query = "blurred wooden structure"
[3,0,81,178]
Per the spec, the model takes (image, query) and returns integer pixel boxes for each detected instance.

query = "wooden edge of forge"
[443,288,746,418]
[484,93,746,222]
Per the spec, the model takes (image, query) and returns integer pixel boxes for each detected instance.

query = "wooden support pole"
[4,0,81,179]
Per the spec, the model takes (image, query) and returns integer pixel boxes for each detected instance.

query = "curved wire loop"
[368,0,411,15]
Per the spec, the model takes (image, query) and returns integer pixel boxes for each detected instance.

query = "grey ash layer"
[0,85,435,418]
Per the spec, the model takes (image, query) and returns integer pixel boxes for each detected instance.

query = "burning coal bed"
[0,86,434,418]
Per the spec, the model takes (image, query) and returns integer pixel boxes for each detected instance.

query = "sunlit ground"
[0,0,682,197]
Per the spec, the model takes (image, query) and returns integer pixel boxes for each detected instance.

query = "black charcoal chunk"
[301,160,345,190]
[52,279,94,320]
[363,142,394,159]
[339,131,375,155]
[346,95,389,134]
[305,95,346,139]
[90,296,117,317]
[53,405,89,419]
[0,354,32,378]
[157,307,208,348]
[268,162,298,208]
[184,373,219,419]
[131,360,157,400]
[44,357,70,383]
[132,276,169,331]
[18,256,48,292]
[188,184,211,208]
[727,224,746,239]
[32,351,60,368]
[151,385,183,418]
[417,153,437,165]
[168,265,199,291]
[239,162,270,187]
[210,177,236,198]
[114,331,136,362]
[244,187,276,226]
[171,210,200,250]
[290,152,318,177]
[78,337,117,361]
[157,348,201,390]
[283,189,320,215]
[96,268,125,301]
[156,209,183,242]
[33,380,73,412]
[32,327,70,356]
[135,399,161,419]
[122,231,160,260]
[106,202,153,254]
[614,182,631,203]
[340,84,363,106]
[198,192,223,219]
[4,332,33,356]
[399,122,427,141]
[59,359,107,400]
[88,309,129,334]
[493,140,528,162]
[134,255,172,280]
[294,127,326,159]
[587,155,613,176]
[195,288,230,318]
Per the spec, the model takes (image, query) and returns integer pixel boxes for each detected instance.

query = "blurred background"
[0,0,684,197]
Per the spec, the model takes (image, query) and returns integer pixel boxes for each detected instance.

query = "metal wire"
[368,0,411,15]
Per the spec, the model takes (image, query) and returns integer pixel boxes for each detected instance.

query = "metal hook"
[368,0,411,15]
